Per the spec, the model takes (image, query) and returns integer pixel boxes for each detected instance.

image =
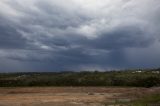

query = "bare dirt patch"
[0,87,159,106]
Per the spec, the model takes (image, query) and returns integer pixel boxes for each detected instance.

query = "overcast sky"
[0,0,160,72]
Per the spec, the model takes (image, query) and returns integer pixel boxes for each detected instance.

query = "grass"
[130,93,160,106]
[105,93,160,106]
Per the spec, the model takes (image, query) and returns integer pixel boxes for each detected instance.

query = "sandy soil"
[0,87,159,106]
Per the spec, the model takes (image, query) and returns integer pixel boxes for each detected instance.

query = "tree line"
[0,69,160,87]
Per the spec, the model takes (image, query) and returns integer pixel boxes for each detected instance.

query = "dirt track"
[0,87,159,106]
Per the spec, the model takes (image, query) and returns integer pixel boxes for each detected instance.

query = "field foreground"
[0,87,160,106]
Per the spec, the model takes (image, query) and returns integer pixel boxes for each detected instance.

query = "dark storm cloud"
[0,17,28,49]
[0,0,160,72]
[88,25,155,50]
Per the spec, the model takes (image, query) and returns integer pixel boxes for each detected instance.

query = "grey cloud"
[0,18,28,49]
[89,25,155,50]
[0,0,160,72]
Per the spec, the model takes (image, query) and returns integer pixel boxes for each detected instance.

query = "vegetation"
[105,93,160,106]
[0,68,160,87]
[130,93,160,106]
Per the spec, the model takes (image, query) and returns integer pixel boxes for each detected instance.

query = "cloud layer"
[0,0,160,72]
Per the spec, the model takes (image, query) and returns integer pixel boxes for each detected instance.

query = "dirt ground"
[0,87,159,106]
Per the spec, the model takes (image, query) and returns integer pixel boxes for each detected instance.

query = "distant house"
[136,70,142,73]
[132,70,142,73]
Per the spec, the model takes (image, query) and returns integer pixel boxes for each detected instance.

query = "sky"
[0,0,160,72]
